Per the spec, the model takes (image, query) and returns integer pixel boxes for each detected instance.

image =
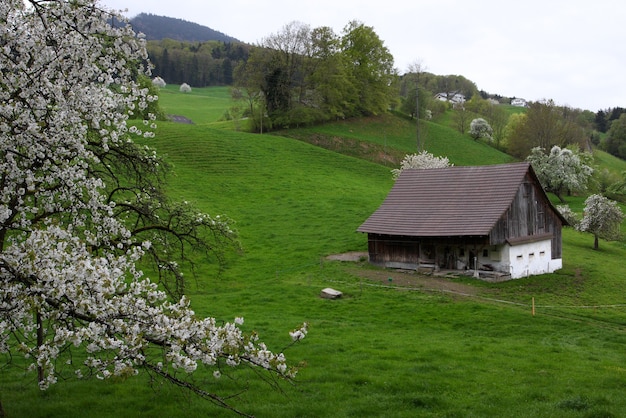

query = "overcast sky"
[101,0,625,112]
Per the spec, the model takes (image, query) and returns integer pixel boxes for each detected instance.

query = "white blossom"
[577,194,624,249]
[152,76,166,88]
[391,151,452,180]
[289,323,309,341]
[556,205,579,227]
[0,0,304,402]
[527,146,594,202]
[469,118,493,141]
[179,83,192,93]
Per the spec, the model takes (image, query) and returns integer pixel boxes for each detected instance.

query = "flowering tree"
[180,82,192,93]
[526,145,594,202]
[556,205,579,227]
[391,151,452,179]
[469,118,493,141]
[0,1,305,415]
[152,76,167,88]
[577,194,624,250]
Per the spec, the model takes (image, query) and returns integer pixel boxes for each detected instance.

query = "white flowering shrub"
[152,76,166,88]
[180,83,192,93]
[469,118,493,141]
[0,0,305,412]
[577,194,624,249]
[527,146,594,202]
[391,151,452,179]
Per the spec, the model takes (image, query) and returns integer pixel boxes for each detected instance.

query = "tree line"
[147,39,250,87]
[594,107,626,159]
[144,18,626,165]
[445,93,626,166]
[231,21,397,131]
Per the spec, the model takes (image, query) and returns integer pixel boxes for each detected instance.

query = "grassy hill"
[277,115,515,168]
[158,85,234,125]
[4,87,626,418]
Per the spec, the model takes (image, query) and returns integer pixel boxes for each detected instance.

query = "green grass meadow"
[158,85,234,125]
[3,87,626,417]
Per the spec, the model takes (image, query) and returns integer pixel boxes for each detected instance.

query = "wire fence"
[329,278,626,310]
[273,258,626,318]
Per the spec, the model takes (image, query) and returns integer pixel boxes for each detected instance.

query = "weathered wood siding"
[367,235,418,265]
[489,173,563,258]
[367,234,490,266]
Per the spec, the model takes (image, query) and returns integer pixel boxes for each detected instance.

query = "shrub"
[152,76,166,88]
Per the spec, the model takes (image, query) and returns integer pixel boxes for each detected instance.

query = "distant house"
[511,98,527,107]
[435,92,466,104]
[357,163,567,281]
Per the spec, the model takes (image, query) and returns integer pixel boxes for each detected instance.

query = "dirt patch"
[168,114,194,124]
[326,252,479,296]
[326,252,368,261]
[352,268,479,297]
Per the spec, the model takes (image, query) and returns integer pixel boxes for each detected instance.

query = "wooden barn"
[357,162,567,280]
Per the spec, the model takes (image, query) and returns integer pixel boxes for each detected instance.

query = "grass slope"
[149,123,392,277]
[278,115,515,168]
[4,87,626,418]
[158,85,233,125]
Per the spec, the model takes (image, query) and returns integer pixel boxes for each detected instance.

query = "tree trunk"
[593,234,599,250]
[37,311,44,385]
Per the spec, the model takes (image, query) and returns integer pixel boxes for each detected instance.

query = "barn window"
[482,249,489,257]
[540,251,546,256]
[516,255,523,260]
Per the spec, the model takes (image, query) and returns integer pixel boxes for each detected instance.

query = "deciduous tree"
[464,95,509,148]
[235,20,396,130]
[526,146,594,202]
[577,194,624,250]
[152,76,167,87]
[306,26,355,120]
[179,82,192,92]
[556,205,579,227]
[341,20,397,116]
[603,113,626,159]
[469,118,493,141]
[0,1,305,415]
[506,100,587,158]
[400,60,429,151]
[452,103,472,134]
[391,151,452,179]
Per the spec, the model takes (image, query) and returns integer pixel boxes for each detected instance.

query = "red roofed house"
[357,162,566,280]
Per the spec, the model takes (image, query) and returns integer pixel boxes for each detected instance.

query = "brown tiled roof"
[357,162,533,237]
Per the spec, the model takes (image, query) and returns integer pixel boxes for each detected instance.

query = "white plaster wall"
[503,239,562,279]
